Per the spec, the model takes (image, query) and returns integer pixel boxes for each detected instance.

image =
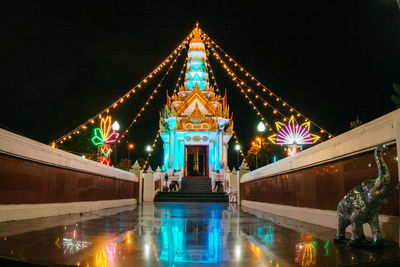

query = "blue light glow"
[158,207,221,263]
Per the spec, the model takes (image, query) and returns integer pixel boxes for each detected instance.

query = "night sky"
[1,1,400,169]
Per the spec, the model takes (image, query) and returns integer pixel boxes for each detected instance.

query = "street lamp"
[128,143,134,161]
[256,122,267,169]
[257,121,266,132]
[234,144,241,168]
[112,121,120,131]
[146,145,152,153]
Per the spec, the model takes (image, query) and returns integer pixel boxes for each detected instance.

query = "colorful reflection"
[95,242,116,267]
[256,226,274,245]
[158,206,222,264]
[295,234,316,267]
[249,243,261,258]
[56,230,91,256]
[324,240,329,256]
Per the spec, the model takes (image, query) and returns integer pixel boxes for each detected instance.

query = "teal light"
[91,128,104,146]
[184,42,209,91]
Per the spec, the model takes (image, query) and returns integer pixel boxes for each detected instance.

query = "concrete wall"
[240,109,400,242]
[0,129,139,222]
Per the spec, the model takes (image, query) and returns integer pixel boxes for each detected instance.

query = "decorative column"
[170,129,175,170]
[238,161,250,205]
[178,139,184,174]
[155,166,162,192]
[217,128,223,170]
[143,166,155,202]
[209,139,216,172]
[223,142,228,171]
[224,166,231,192]
[163,142,170,169]
[129,160,142,203]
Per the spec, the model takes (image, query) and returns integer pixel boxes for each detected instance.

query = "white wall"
[0,128,138,182]
[242,109,400,183]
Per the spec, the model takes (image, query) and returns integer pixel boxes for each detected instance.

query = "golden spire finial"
[192,22,202,42]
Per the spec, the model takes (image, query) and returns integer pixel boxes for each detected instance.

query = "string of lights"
[202,32,333,138]
[173,55,188,94]
[142,41,192,170]
[209,46,293,124]
[205,49,222,96]
[203,40,249,168]
[232,131,249,168]
[52,33,192,147]
[116,45,187,145]
[207,45,276,134]
[142,129,161,170]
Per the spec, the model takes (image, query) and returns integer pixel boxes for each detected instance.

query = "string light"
[115,44,187,145]
[213,49,327,143]
[173,58,187,94]
[142,130,161,170]
[232,131,249,168]
[203,32,333,138]
[209,47,275,134]
[51,32,192,146]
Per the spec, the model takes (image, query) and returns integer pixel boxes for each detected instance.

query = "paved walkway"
[0,202,399,266]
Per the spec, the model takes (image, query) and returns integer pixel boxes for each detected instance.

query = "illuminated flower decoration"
[91,116,120,147]
[268,116,320,156]
[277,123,313,145]
[91,116,120,165]
[269,116,319,145]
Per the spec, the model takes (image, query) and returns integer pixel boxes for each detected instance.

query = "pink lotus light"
[105,131,120,144]
[276,124,313,145]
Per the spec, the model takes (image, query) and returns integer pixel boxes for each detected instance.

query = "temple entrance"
[185,145,208,177]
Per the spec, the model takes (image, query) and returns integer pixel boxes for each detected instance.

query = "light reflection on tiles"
[0,202,399,266]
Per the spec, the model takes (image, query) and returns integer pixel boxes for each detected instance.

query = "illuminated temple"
[160,26,233,177]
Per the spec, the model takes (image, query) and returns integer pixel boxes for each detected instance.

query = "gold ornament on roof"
[178,103,215,131]
[189,103,205,124]
[192,26,202,43]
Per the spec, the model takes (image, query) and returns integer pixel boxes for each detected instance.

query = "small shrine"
[160,26,233,177]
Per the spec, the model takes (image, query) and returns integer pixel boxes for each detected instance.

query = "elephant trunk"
[370,146,392,199]
[375,147,390,186]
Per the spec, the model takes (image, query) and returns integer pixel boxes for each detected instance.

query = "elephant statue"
[334,145,399,247]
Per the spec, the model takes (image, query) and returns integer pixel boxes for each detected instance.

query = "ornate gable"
[178,103,216,131]
[175,85,216,116]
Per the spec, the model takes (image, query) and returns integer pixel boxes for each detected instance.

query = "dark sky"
[1,1,400,168]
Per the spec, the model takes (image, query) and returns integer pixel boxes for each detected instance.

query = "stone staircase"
[154,177,228,202]
[181,177,212,192]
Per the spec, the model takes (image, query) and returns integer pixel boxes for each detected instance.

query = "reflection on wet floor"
[0,202,399,266]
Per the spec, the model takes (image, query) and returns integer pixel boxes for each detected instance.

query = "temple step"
[154,192,228,202]
[154,177,228,202]
[180,177,212,193]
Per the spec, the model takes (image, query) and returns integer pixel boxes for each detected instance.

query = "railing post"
[238,161,250,205]
[129,160,142,204]
[155,166,162,193]
[224,167,231,192]
[143,166,154,202]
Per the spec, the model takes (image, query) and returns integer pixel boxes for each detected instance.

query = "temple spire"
[183,24,210,91]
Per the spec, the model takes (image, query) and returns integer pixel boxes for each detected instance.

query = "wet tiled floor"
[0,202,399,266]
